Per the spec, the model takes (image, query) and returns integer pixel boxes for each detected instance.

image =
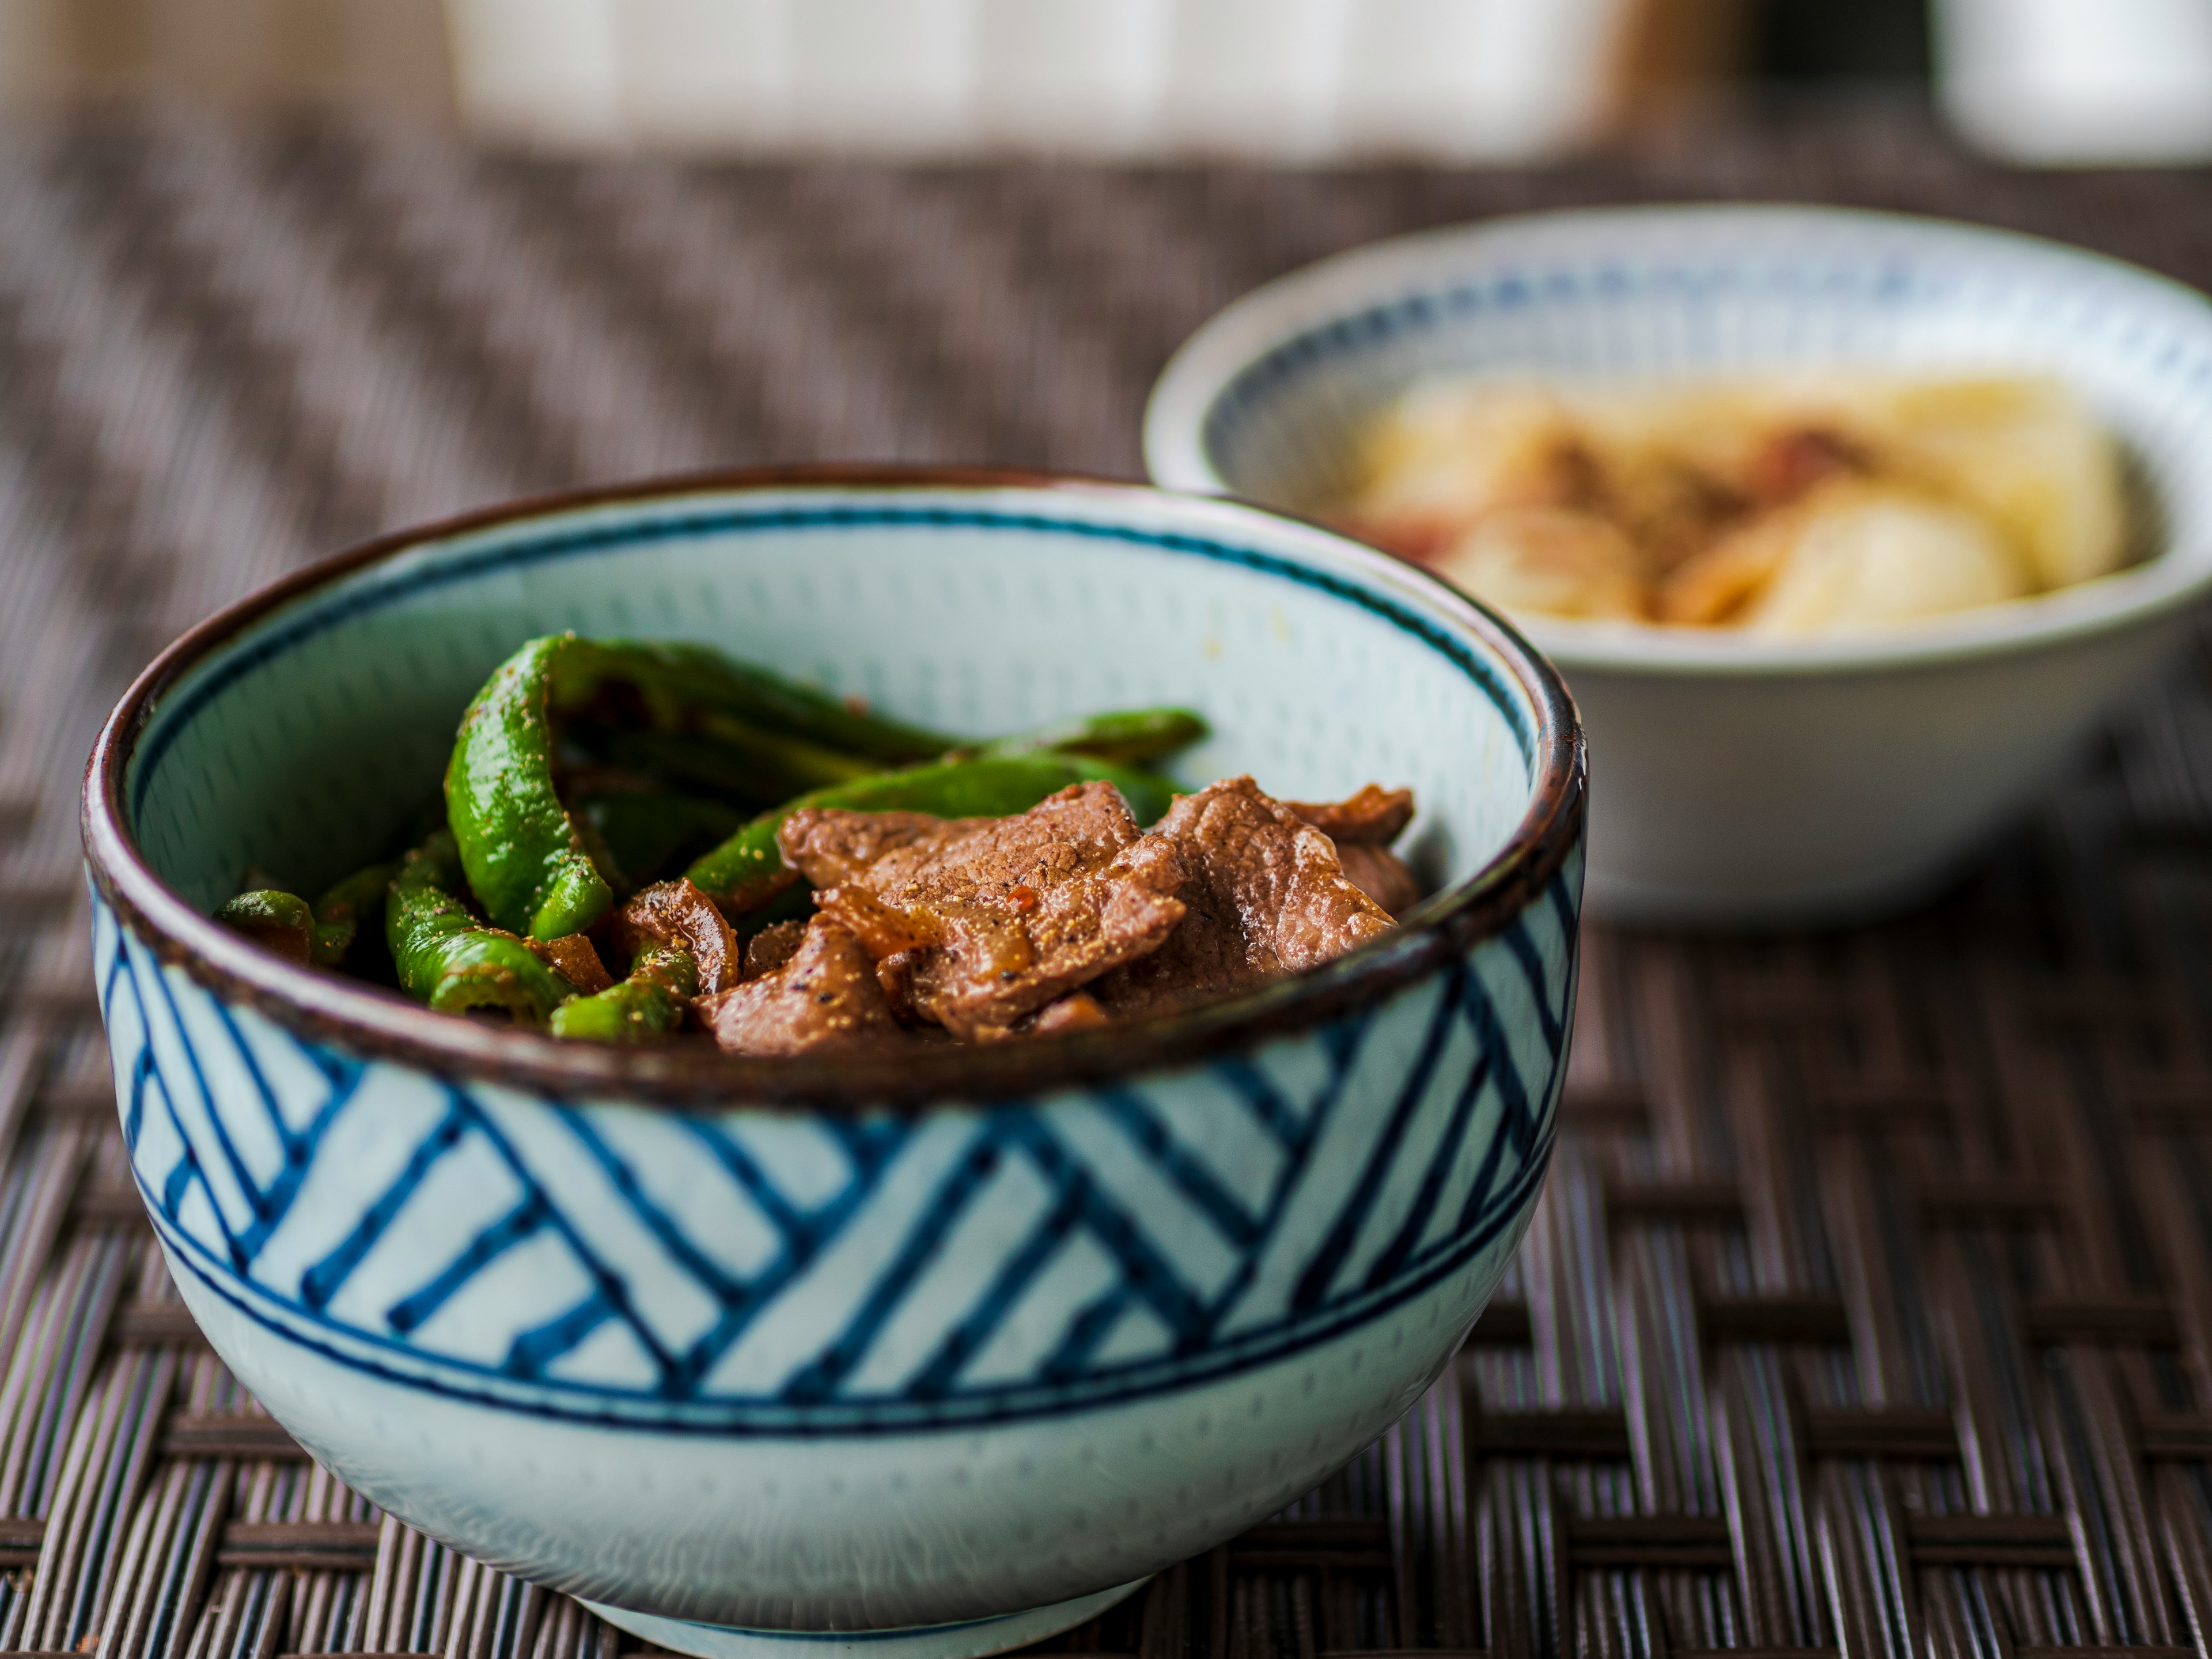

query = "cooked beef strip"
[775,809,974,889]
[696,918,911,1055]
[740,918,807,981]
[1334,843,1422,916]
[609,877,741,995]
[782,781,1188,1040]
[1094,775,1396,1019]
[528,933,612,994]
[1018,990,1111,1036]
[1284,783,1415,845]
[1285,783,1420,915]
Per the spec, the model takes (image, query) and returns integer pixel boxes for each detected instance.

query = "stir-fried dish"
[215,635,1422,1054]
[1336,372,2131,635]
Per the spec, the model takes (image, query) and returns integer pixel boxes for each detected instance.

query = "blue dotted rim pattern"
[128,501,1535,819]
[82,469,1586,1110]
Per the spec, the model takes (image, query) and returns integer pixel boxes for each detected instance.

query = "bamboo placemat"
[3,104,2212,1659]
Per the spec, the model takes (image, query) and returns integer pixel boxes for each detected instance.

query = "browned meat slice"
[1018,991,1112,1037]
[1089,904,1257,1017]
[1335,843,1422,917]
[529,933,613,994]
[1284,783,1415,845]
[1096,776,1395,1018]
[609,877,741,995]
[741,919,807,981]
[1284,783,1421,915]
[796,782,1188,1040]
[696,919,911,1056]
[777,809,973,889]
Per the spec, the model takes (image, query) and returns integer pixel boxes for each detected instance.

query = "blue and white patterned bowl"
[81,472,1584,1659]
[1146,206,2212,922]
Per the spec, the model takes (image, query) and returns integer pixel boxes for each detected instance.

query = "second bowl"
[1147,205,2212,923]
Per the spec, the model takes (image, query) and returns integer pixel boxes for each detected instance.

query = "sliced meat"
[741,919,807,981]
[1019,991,1112,1037]
[696,919,911,1056]
[1285,783,1415,845]
[1096,776,1395,1019]
[530,933,613,994]
[609,878,741,995]
[1089,901,1259,1017]
[1335,843,1422,917]
[1284,783,1421,915]
[777,809,975,890]
[800,782,1188,1040]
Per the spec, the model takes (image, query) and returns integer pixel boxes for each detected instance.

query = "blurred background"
[0,0,2207,165]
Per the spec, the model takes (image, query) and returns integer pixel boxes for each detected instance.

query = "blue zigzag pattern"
[93,865,1575,1425]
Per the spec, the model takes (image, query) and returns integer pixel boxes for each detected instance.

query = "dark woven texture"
[3,103,2212,1659]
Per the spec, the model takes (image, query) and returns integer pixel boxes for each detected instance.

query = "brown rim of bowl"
[81,464,1586,1112]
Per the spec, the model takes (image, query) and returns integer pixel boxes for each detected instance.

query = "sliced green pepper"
[1066,755,1179,823]
[577,791,745,891]
[546,638,953,764]
[387,830,574,1024]
[972,707,1208,766]
[448,636,616,941]
[581,721,877,809]
[308,861,396,969]
[216,889,313,965]
[549,943,696,1043]
[450,637,956,938]
[683,752,1180,916]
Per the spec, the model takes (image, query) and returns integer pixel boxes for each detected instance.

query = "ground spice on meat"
[1094,776,1396,1019]
[695,918,911,1055]
[703,775,1416,1054]
[785,781,1188,1040]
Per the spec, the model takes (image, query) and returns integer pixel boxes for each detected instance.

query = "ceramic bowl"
[1145,205,2212,924]
[81,471,1584,1659]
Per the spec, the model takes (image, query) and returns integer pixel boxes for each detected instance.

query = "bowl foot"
[579,1579,1151,1659]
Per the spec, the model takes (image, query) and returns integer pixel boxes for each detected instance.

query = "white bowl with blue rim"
[1145,205,2212,924]
[81,471,1584,1659]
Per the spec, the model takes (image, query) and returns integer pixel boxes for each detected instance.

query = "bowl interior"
[1150,206,2212,653]
[123,482,1544,919]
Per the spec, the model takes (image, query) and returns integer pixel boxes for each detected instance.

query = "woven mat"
[5,103,2212,1659]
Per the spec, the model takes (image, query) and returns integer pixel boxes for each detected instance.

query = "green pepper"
[450,637,960,939]
[683,752,1180,916]
[546,638,953,764]
[581,721,877,809]
[448,637,616,941]
[308,861,396,969]
[549,943,696,1043]
[215,889,313,965]
[1065,755,1177,824]
[387,830,574,1024]
[973,707,1208,766]
[553,641,1203,779]
[577,791,745,891]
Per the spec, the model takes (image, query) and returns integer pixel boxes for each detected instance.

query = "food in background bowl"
[1145,205,2212,922]
[213,635,1422,1052]
[1339,372,2130,634]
